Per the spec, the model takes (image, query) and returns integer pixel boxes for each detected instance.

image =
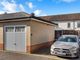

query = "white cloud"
[34,9,42,16]
[0,0,17,13]
[58,0,76,3]
[34,9,47,16]
[19,4,25,11]
[41,13,47,16]
[0,0,26,13]
[0,11,5,14]
[27,2,34,9]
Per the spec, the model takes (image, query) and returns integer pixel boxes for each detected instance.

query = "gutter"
[0,16,57,25]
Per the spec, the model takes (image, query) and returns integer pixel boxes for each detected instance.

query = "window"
[77,22,80,28]
[58,36,77,42]
[67,23,70,28]
[15,26,25,32]
[6,27,14,32]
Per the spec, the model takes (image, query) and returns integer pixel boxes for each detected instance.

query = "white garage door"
[4,25,26,52]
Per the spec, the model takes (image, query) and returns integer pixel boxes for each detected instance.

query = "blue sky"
[0,0,80,16]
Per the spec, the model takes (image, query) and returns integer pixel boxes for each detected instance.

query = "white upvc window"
[67,22,71,28]
[77,22,80,28]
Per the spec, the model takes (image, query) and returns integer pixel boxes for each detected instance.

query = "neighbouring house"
[0,12,57,53]
[40,13,80,39]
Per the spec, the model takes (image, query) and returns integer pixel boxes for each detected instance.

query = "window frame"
[15,26,25,32]
[77,22,80,28]
[67,22,71,28]
[4,25,26,32]
[5,26,14,32]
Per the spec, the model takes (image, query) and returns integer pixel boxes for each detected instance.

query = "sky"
[0,0,80,16]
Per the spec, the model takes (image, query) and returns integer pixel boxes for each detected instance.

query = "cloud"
[0,11,5,14]
[19,4,25,11]
[34,9,42,16]
[0,0,17,13]
[0,0,26,13]
[26,2,34,9]
[34,9,47,16]
[58,0,76,3]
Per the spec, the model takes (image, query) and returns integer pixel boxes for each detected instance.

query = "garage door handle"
[14,43,16,45]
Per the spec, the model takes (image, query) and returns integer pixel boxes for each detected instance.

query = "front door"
[5,25,26,52]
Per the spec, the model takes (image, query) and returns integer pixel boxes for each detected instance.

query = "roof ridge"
[0,12,30,16]
[40,13,80,21]
[40,13,80,17]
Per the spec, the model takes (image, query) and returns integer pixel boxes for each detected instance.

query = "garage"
[4,25,26,52]
[0,12,57,53]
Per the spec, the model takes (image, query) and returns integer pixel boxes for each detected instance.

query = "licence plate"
[55,52,66,55]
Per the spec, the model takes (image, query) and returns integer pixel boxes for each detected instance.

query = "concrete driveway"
[0,51,66,60]
[0,51,50,60]
[34,47,80,60]
[0,48,80,60]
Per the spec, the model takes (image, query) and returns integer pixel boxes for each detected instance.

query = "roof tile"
[40,13,80,21]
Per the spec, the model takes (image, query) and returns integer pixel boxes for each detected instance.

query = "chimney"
[4,12,7,14]
[30,13,35,17]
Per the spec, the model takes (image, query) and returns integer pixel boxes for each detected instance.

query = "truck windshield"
[58,36,77,42]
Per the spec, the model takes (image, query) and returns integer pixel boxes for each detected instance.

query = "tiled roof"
[0,12,57,25]
[40,13,80,21]
[0,12,30,20]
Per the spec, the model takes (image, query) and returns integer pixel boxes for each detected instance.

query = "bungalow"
[0,12,57,53]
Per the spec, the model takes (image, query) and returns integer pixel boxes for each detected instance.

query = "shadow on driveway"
[33,47,80,60]
[33,47,50,55]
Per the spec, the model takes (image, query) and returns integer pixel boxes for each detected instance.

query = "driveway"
[0,51,50,60]
[0,48,80,60]
[34,47,80,60]
[0,51,65,60]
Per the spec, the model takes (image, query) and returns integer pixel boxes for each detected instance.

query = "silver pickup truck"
[50,35,80,58]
